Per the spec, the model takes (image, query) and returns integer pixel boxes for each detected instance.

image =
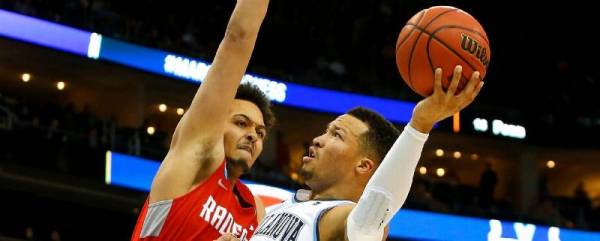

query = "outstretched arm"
[344,66,483,241]
[316,66,483,241]
[150,0,269,203]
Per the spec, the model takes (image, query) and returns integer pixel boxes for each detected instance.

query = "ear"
[355,158,376,175]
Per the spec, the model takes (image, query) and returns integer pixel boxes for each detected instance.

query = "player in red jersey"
[131,0,272,240]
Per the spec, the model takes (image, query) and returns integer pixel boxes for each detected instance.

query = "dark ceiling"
[1,0,599,148]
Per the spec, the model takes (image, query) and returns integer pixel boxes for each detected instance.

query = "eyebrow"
[328,123,347,135]
[234,114,266,130]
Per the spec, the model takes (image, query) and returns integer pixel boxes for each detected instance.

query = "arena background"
[0,0,599,241]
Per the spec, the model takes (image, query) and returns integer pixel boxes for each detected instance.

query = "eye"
[331,130,342,139]
[236,120,247,128]
[257,131,266,139]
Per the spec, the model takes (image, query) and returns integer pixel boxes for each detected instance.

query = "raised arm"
[318,66,483,241]
[150,0,269,203]
[345,66,483,240]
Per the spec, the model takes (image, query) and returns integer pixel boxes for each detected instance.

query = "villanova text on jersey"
[254,212,306,241]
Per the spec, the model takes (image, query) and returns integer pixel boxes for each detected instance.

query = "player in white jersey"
[217,66,483,241]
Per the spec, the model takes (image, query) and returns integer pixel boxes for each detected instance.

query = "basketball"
[396,6,490,97]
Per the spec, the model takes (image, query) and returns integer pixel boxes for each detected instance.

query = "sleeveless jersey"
[251,190,354,241]
[131,161,258,241]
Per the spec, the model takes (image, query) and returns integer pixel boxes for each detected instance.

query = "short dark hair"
[347,107,400,164]
[235,83,276,130]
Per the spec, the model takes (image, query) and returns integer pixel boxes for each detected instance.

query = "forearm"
[347,124,428,240]
[151,0,269,203]
[225,0,269,40]
[173,0,269,146]
[369,124,428,220]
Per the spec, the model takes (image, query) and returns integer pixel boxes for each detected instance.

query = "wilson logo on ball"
[460,33,489,68]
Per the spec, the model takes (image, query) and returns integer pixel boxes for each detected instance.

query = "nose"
[312,134,324,148]
[245,130,258,143]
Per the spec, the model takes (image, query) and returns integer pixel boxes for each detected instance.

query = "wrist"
[408,116,434,134]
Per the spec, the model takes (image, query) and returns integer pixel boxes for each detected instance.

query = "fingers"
[472,81,484,98]
[462,71,481,94]
[447,65,462,96]
[433,68,443,94]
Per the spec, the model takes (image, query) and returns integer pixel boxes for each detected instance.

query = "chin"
[226,158,251,174]
[227,150,249,162]
[299,168,313,181]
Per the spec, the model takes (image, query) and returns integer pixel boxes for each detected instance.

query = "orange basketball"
[396,6,491,97]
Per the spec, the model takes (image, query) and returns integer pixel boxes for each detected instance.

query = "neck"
[225,165,244,189]
[310,182,363,203]
[227,173,239,189]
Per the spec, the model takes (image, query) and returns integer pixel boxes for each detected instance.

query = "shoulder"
[318,203,356,241]
[253,194,266,222]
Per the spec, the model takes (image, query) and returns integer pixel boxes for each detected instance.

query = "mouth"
[238,144,253,155]
[302,146,317,163]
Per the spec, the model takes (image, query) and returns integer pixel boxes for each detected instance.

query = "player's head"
[224,83,275,174]
[300,107,400,194]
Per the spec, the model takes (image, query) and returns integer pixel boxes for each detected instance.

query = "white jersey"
[251,190,354,241]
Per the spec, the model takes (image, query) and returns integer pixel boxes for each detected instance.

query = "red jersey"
[131,161,258,241]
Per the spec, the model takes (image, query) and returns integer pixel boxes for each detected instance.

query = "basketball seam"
[396,10,425,52]
[403,10,429,90]
[408,23,479,77]
[407,8,459,90]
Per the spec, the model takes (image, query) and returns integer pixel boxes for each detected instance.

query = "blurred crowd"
[0,188,136,241]
[406,172,599,231]
[1,0,600,240]
[0,0,417,100]
[0,88,598,241]
[0,91,167,180]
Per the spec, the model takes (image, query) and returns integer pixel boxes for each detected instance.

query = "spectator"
[410,181,448,213]
[574,181,592,207]
[538,172,552,200]
[529,197,570,227]
[573,181,592,228]
[479,162,498,208]
[50,229,62,241]
[24,226,36,241]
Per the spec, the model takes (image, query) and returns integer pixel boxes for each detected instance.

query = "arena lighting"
[146,126,155,135]
[104,151,112,184]
[0,9,418,125]
[453,151,462,159]
[87,33,102,59]
[492,119,526,139]
[21,73,31,82]
[290,172,299,181]
[435,149,444,157]
[100,38,416,124]
[547,160,556,169]
[471,153,479,160]
[473,118,489,132]
[176,108,185,115]
[105,151,600,240]
[419,166,427,175]
[158,104,167,112]
[6,9,600,240]
[436,168,446,177]
[0,9,92,56]
[473,117,526,139]
[453,112,460,133]
[56,81,66,90]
